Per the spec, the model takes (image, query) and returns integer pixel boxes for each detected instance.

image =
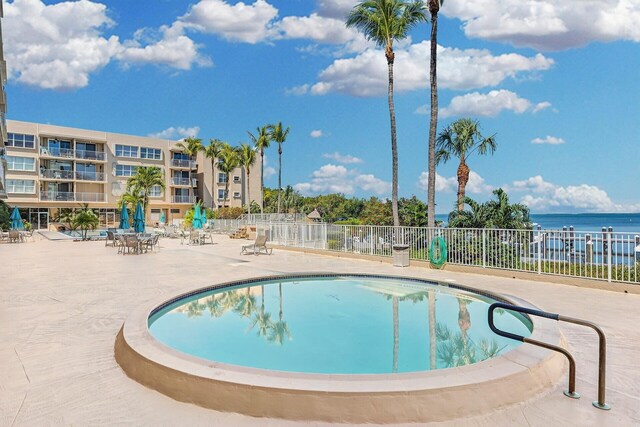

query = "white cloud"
[417,171,493,194]
[4,0,120,90]
[531,136,566,145]
[4,0,209,90]
[322,152,363,164]
[285,84,310,96]
[444,0,640,50]
[310,129,324,138]
[532,101,552,113]
[117,24,211,69]
[294,163,390,195]
[148,126,200,140]
[179,0,279,44]
[306,42,553,97]
[508,175,640,213]
[264,166,276,179]
[436,90,550,118]
[316,0,356,19]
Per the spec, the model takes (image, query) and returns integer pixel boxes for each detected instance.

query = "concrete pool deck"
[1,236,639,426]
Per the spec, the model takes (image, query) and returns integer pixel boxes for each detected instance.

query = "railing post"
[537,225,542,274]
[482,228,487,268]
[370,226,374,255]
[343,227,347,252]
[607,227,613,283]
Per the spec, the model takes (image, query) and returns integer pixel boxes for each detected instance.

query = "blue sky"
[5,0,640,213]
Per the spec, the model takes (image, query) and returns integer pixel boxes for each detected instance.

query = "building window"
[7,156,36,171]
[7,179,36,194]
[7,133,36,149]
[218,173,227,183]
[115,144,139,158]
[170,208,180,214]
[114,164,139,177]
[140,147,162,160]
[233,176,241,183]
[172,152,189,161]
[233,191,241,199]
[217,189,227,200]
[148,185,163,197]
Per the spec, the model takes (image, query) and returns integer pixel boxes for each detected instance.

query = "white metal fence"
[256,222,640,284]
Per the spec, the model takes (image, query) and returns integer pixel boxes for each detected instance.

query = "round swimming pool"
[149,276,532,374]
[116,273,565,423]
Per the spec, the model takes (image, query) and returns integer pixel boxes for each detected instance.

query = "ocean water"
[436,213,640,233]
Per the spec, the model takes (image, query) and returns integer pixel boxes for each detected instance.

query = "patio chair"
[105,230,117,247]
[241,235,272,256]
[144,234,160,252]
[189,230,201,245]
[122,235,140,255]
[115,234,125,254]
[8,230,22,243]
[200,231,214,245]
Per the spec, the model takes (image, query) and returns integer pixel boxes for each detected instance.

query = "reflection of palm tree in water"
[206,295,225,318]
[251,284,274,338]
[234,287,257,319]
[392,296,399,373]
[428,291,437,370]
[268,283,291,345]
[457,297,472,343]
[186,300,205,318]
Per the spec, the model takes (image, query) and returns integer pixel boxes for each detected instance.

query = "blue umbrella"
[133,202,145,233]
[192,203,203,229]
[10,207,23,230]
[160,210,166,224]
[119,203,130,229]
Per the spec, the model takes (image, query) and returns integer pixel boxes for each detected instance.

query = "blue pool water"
[149,276,532,374]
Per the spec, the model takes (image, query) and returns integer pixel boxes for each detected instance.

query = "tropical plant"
[238,143,257,214]
[267,122,290,214]
[175,136,204,202]
[183,200,204,228]
[247,126,272,214]
[216,144,240,208]
[347,0,426,227]
[125,166,166,215]
[281,185,303,213]
[203,139,225,209]
[213,206,244,219]
[483,188,532,230]
[205,295,226,318]
[436,118,496,211]
[447,197,488,228]
[0,200,10,229]
[234,289,258,319]
[72,207,99,241]
[426,0,444,228]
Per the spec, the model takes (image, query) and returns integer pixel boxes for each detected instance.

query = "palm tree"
[175,136,203,203]
[247,126,272,214]
[126,166,166,216]
[436,118,496,211]
[447,196,488,228]
[483,188,532,229]
[267,122,290,214]
[347,0,427,227]
[72,206,99,240]
[203,139,225,209]
[238,143,257,214]
[216,144,240,208]
[426,0,444,228]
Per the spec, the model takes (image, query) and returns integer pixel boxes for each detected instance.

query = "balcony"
[171,195,196,204]
[40,169,75,180]
[170,159,196,169]
[75,171,105,182]
[171,177,198,187]
[39,191,106,202]
[40,147,74,159]
[75,149,106,162]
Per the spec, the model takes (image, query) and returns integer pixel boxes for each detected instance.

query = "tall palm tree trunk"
[427,2,440,228]
[428,291,436,370]
[386,49,400,227]
[225,178,230,208]
[279,283,283,321]
[260,150,265,214]
[211,159,216,209]
[392,296,399,373]
[277,144,282,214]
[247,168,251,215]
[456,159,470,211]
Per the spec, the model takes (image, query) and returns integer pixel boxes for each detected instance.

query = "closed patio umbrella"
[160,211,166,225]
[192,203,203,229]
[133,202,145,233]
[119,203,130,229]
[10,207,23,230]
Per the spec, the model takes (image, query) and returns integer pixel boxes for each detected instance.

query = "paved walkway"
[1,236,638,426]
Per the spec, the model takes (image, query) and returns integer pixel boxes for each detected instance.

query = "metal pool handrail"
[488,302,610,410]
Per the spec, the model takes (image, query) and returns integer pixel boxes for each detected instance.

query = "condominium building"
[0,3,8,199]
[4,120,261,229]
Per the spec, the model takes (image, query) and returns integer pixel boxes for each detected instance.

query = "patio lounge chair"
[105,230,117,247]
[241,235,272,256]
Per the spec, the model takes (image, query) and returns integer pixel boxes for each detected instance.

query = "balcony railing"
[75,150,106,161]
[39,191,105,202]
[170,159,196,169]
[40,147,74,158]
[171,177,198,186]
[75,171,105,181]
[40,169,75,180]
[171,195,196,204]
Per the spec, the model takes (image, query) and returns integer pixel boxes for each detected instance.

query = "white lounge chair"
[241,235,272,256]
